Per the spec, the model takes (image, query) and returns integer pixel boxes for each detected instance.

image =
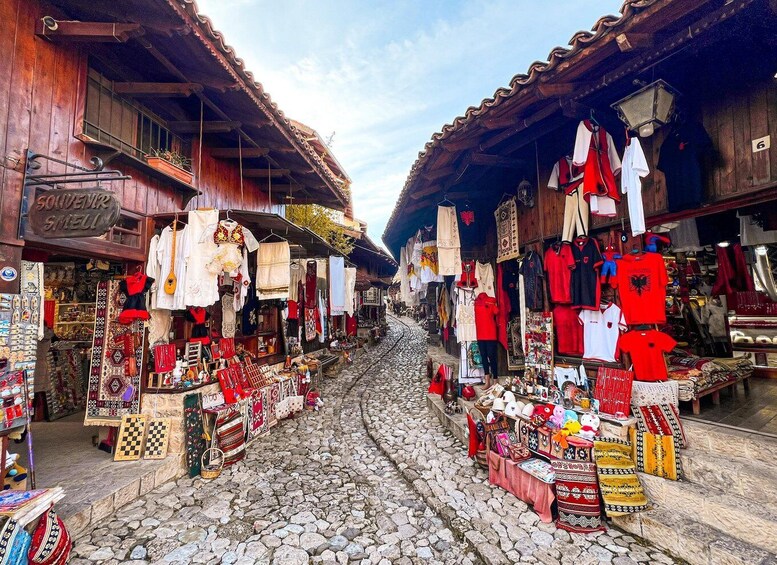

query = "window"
[83,69,190,167]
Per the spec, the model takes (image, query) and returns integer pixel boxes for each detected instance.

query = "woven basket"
[200,447,224,480]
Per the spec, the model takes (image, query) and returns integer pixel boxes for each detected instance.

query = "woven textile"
[594,367,634,416]
[183,393,207,478]
[256,241,290,300]
[29,508,72,565]
[494,198,520,263]
[0,518,30,565]
[633,404,687,448]
[593,439,649,517]
[630,380,679,408]
[551,460,606,533]
[631,428,681,480]
[215,406,246,466]
[85,281,144,426]
[304,308,317,342]
[246,388,269,443]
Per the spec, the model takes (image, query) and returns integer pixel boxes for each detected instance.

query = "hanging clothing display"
[221,293,236,338]
[256,241,291,300]
[619,330,677,382]
[153,224,190,310]
[494,198,520,263]
[399,250,411,304]
[579,302,626,363]
[544,242,575,304]
[437,204,462,276]
[454,286,477,343]
[496,264,511,350]
[572,120,622,218]
[520,251,544,311]
[344,267,357,316]
[553,305,583,356]
[418,225,443,283]
[475,261,496,298]
[500,261,520,313]
[712,243,755,297]
[185,307,211,345]
[146,233,161,310]
[148,308,172,347]
[657,121,713,212]
[289,261,305,304]
[571,237,603,310]
[208,220,257,278]
[184,209,221,307]
[615,252,668,325]
[118,273,155,324]
[457,260,478,289]
[667,219,703,253]
[621,137,650,236]
[548,156,587,241]
[329,257,346,315]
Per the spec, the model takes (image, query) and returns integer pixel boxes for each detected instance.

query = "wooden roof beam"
[421,166,456,182]
[168,120,241,134]
[243,169,290,178]
[114,82,203,97]
[480,101,561,150]
[210,147,269,158]
[409,184,442,201]
[37,21,143,42]
[616,33,655,52]
[469,154,526,168]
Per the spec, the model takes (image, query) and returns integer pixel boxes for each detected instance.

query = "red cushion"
[29,508,72,565]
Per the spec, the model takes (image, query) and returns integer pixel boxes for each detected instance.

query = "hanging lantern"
[611,79,680,137]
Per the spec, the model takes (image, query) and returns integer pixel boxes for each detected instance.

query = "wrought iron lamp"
[611,79,679,137]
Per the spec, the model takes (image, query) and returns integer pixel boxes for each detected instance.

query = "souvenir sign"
[28,188,121,238]
[0,267,17,282]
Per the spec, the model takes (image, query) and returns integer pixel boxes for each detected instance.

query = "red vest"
[581,120,619,203]
[557,156,583,196]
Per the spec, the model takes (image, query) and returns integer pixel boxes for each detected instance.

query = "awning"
[153,210,351,262]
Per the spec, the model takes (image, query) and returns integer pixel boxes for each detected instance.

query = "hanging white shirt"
[579,302,627,363]
[621,137,650,236]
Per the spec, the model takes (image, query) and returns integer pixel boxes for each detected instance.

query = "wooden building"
[0,0,349,289]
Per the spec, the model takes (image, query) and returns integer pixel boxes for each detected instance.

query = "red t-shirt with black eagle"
[615,253,668,325]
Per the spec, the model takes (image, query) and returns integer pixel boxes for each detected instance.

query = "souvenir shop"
[396,0,777,539]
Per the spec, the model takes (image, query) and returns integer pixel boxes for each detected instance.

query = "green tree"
[286,204,354,256]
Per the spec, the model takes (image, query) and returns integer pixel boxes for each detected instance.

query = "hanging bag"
[153,343,177,374]
[288,377,304,413]
[274,379,292,420]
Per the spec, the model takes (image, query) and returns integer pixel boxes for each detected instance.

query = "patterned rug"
[84,280,144,426]
[215,406,246,466]
[633,404,687,448]
[550,460,606,533]
[183,393,207,478]
[631,428,682,481]
[593,439,649,517]
[494,198,520,263]
[246,387,269,443]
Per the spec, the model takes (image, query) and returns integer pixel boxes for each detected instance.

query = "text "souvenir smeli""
[28,188,121,238]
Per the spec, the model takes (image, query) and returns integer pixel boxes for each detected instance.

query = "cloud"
[195,0,622,242]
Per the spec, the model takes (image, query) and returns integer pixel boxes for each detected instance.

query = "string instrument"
[164,220,178,295]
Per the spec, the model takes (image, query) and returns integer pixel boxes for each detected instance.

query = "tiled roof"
[383,0,660,241]
[167,0,350,206]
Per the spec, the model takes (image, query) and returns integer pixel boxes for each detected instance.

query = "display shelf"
[733,344,777,352]
[54,321,95,325]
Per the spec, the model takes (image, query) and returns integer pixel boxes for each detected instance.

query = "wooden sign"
[28,188,121,238]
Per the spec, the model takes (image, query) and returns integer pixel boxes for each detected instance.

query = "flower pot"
[146,157,194,184]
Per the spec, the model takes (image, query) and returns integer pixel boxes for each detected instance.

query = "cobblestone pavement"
[72,317,678,565]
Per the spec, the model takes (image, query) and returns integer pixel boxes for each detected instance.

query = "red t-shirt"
[615,253,668,325]
[553,305,583,356]
[545,243,575,304]
[618,330,676,382]
[474,294,499,341]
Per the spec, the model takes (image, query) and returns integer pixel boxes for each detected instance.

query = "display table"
[487,451,555,523]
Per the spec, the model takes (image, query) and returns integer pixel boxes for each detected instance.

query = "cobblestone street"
[72,317,678,565]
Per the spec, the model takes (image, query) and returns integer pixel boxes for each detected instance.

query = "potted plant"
[145,149,194,184]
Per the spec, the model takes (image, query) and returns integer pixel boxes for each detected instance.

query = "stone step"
[680,446,777,506]
[613,507,777,565]
[638,471,777,555]
[426,393,468,446]
[682,418,777,462]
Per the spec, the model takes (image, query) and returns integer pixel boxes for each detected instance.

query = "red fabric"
[553,305,583,356]
[29,507,72,565]
[615,253,668,325]
[557,156,584,196]
[288,300,299,320]
[428,365,445,396]
[466,413,480,457]
[457,260,478,288]
[487,451,555,523]
[496,265,510,349]
[713,243,755,297]
[474,294,499,340]
[619,330,676,382]
[117,308,150,324]
[544,243,575,304]
[593,367,634,417]
[551,460,606,533]
[581,121,619,204]
[345,313,357,336]
[124,272,149,295]
[44,300,56,329]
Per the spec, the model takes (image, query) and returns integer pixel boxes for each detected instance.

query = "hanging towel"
[329,256,346,315]
[256,241,290,300]
[437,205,462,276]
[344,267,357,316]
